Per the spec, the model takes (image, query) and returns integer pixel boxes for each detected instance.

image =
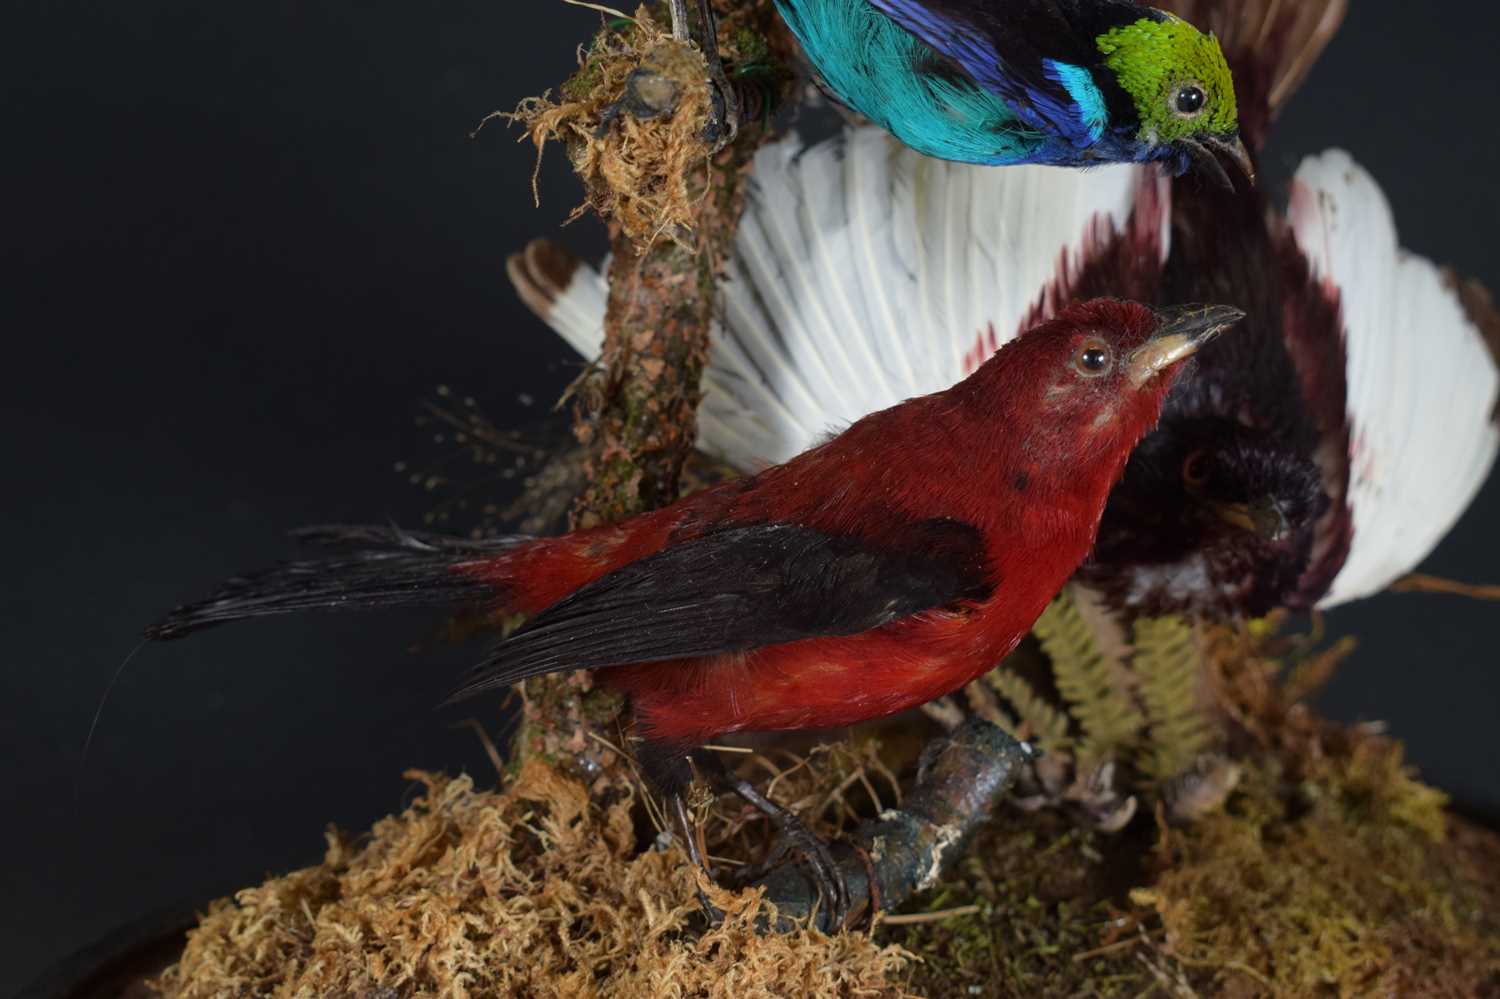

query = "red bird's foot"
[728,777,851,930]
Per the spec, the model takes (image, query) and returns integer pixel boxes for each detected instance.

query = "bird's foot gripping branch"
[741,719,1035,934]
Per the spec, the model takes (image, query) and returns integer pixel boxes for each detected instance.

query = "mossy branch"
[508,2,795,524]
[504,2,796,776]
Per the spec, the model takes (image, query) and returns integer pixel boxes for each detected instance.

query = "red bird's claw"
[745,813,850,931]
[693,884,726,928]
[724,775,850,928]
[788,826,850,930]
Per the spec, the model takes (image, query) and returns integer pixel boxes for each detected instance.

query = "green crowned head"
[1096,15,1239,145]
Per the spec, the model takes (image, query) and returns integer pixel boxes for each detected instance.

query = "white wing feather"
[524,260,608,360]
[1288,150,1500,607]
[525,125,1168,469]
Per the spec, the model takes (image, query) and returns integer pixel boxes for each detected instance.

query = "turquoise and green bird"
[774,0,1251,181]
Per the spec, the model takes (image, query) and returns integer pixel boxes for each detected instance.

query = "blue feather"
[1042,59,1108,146]
[775,0,1171,168]
[774,0,1034,163]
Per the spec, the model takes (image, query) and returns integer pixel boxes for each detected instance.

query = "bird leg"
[667,789,726,925]
[666,0,740,149]
[637,740,725,923]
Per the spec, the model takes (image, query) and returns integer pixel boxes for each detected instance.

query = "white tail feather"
[522,125,1167,469]
[1288,150,1500,607]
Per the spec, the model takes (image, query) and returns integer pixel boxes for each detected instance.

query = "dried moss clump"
[511,3,790,247]
[155,763,911,998]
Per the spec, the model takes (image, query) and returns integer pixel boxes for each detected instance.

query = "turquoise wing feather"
[774,0,1044,164]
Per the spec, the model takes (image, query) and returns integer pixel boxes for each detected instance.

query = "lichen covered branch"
[569,233,718,525]
[748,720,1033,933]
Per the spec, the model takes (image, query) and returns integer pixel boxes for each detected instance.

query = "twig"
[1072,932,1159,963]
[561,0,634,19]
[453,718,508,778]
[879,904,982,926]
[1390,572,1500,601]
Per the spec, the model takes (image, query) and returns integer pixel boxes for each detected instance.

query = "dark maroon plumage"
[1064,0,1356,616]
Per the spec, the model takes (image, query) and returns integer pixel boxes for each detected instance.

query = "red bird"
[148,299,1240,914]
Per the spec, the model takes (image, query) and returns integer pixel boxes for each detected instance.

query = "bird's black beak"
[1209,496,1290,542]
[1177,134,1255,190]
[1127,304,1245,387]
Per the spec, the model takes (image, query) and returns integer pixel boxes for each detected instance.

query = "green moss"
[1139,749,1499,996]
[731,27,770,65]
[580,685,626,725]
[903,610,1500,996]
[887,741,1499,998]
[560,55,605,102]
[891,811,1160,997]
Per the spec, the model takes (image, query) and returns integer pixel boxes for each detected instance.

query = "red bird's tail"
[144,525,525,641]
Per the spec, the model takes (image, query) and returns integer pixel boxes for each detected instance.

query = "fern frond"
[963,674,1019,734]
[1133,615,1214,782]
[1033,592,1144,766]
[986,670,1071,750]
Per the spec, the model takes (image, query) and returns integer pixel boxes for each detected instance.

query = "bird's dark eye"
[1174,84,1206,117]
[1073,341,1112,376]
[1182,450,1210,488]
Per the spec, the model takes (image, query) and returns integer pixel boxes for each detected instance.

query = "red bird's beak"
[1127,304,1245,387]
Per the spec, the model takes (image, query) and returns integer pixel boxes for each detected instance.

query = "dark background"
[4,2,1497,993]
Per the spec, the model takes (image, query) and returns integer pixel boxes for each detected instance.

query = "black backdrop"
[4,2,1498,992]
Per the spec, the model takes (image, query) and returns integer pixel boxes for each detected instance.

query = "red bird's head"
[965,299,1245,487]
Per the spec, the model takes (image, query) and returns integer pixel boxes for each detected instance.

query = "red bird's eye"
[1182,450,1210,487]
[1073,341,1113,376]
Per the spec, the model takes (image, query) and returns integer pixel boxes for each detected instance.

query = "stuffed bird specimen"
[519,4,1498,620]
[772,0,1251,181]
[149,300,1239,918]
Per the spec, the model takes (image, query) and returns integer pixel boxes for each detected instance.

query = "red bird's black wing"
[446,519,993,702]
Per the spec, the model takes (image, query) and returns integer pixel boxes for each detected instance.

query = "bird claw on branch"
[728,776,853,930]
[741,720,1034,934]
[667,0,741,149]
